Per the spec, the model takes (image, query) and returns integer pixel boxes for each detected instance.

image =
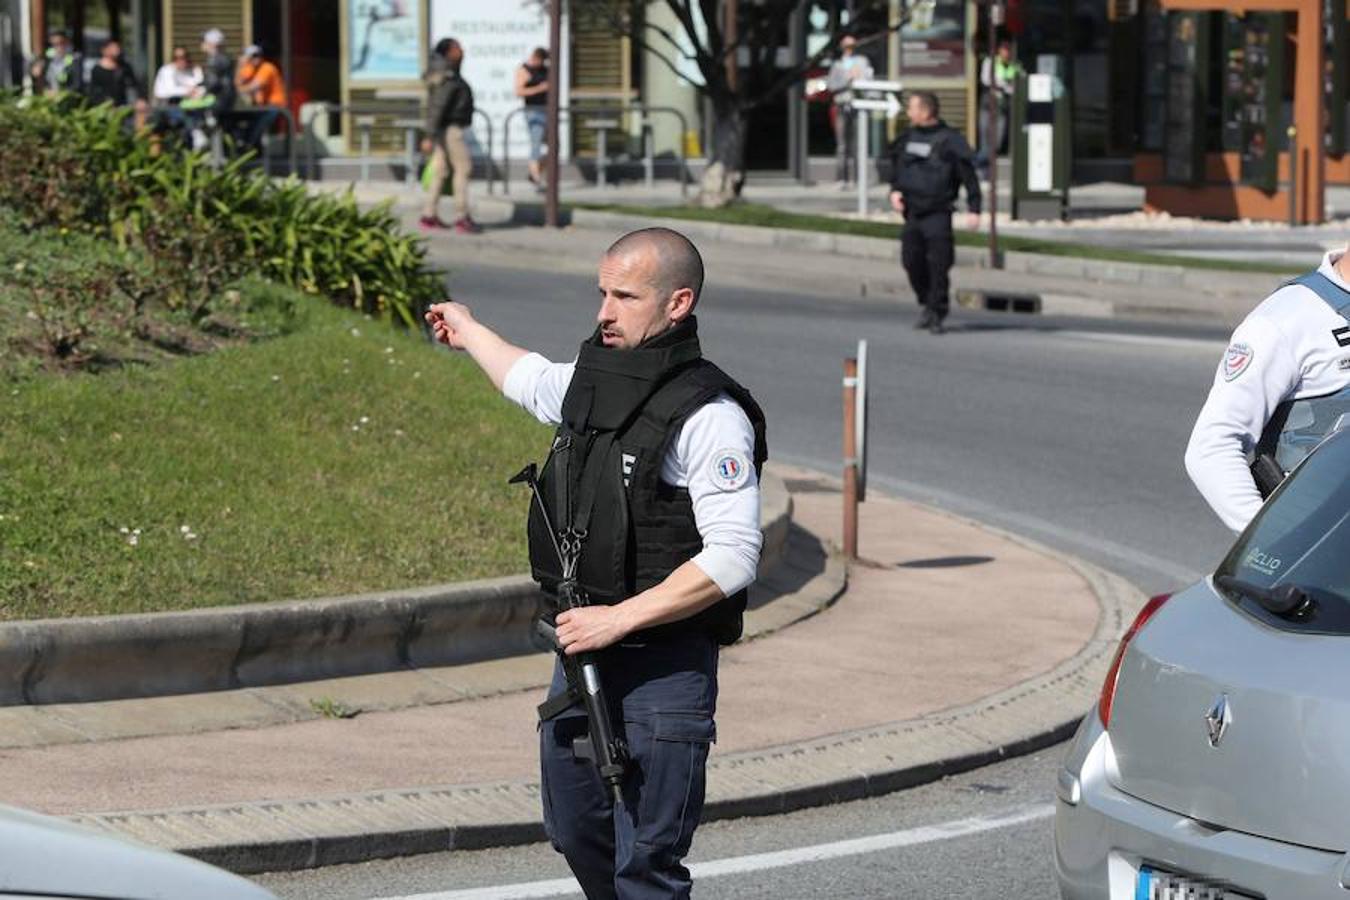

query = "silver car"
[1056,426,1350,899]
[0,803,274,899]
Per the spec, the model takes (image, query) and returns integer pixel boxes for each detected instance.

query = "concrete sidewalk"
[0,464,1142,874]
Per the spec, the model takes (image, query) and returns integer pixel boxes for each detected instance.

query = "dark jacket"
[85,61,141,107]
[201,51,236,113]
[425,56,474,132]
[888,120,982,218]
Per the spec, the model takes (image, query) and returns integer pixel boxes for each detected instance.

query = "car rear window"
[1217,428,1350,634]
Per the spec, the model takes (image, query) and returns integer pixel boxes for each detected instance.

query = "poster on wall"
[431,0,570,161]
[1162,11,1208,184]
[348,0,423,83]
[1326,0,1347,156]
[898,0,967,78]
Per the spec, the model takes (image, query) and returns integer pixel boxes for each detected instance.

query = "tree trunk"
[699,103,747,208]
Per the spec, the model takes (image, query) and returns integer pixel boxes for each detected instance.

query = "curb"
[66,497,1144,876]
[312,182,1268,327]
[314,180,1276,303]
[0,473,790,708]
[558,207,1282,301]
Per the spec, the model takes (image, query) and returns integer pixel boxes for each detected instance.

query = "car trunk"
[1107,580,1350,853]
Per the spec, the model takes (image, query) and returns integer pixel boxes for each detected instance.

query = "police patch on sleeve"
[709,449,752,491]
[1222,342,1254,381]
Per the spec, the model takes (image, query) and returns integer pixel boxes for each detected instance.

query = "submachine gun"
[510,463,629,806]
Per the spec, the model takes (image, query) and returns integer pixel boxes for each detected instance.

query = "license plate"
[1137,866,1259,900]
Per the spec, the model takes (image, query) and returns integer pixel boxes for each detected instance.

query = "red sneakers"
[418,215,450,231]
[453,216,483,235]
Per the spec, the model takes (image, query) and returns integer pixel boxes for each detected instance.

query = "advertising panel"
[348,0,423,83]
[898,0,967,78]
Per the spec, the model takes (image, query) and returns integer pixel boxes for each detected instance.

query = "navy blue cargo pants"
[901,209,955,319]
[540,634,718,900]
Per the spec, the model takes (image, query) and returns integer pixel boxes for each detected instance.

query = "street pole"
[985,0,1002,269]
[545,0,562,228]
[842,357,859,560]
[855,108,869,216]
[282,0,293,135]
[31,0,44,59]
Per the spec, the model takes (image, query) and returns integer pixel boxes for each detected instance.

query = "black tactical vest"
[526,317,767,644]
[889,122,961,217]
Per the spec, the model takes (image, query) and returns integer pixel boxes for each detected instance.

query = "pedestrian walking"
[515,46,550,190]
[977,36,1021,175]
[424,226,766,900]
[30,28,83,96]
[1186,243,1350,532]
[235,44,287,151]
[887,91,982,335]
[826,35,873,189]
[420,37,480,234]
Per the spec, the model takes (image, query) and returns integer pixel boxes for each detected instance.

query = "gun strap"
[537,686,580,722]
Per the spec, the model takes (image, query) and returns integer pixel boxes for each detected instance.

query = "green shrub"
[0,93,442,325]
[0,214,307,378]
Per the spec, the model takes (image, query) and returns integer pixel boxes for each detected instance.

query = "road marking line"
[375,805,1054,900]
[1051,330,1225,353]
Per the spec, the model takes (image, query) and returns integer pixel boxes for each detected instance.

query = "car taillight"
[1098,592,1173,729]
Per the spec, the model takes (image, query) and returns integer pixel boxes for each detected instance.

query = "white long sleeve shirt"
[503,353,763,596]
[152,63,202,102]
[1186,249,1350,531]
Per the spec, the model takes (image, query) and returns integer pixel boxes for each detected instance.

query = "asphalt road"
[442,257,1235,594]
[258,256,1239,899]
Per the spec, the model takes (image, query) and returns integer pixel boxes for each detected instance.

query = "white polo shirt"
[1185,250,1350,531]
[503,353,763,596]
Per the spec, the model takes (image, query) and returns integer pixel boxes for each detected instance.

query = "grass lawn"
[573,202,1302,275]
[0,302,550,620]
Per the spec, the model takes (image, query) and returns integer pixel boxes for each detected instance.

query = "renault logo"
[1204,694,1232,748]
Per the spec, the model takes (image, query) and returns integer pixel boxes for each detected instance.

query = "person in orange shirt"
[235,44,286,151]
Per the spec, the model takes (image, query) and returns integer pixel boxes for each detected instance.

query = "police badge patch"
[1222,342,1254,381]
[709,449,752,491]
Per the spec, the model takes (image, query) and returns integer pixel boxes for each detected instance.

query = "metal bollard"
[642,121,654,190]
[597,126,608,188]
[842,357,860,560]
[855,109,869,217]
[405,125,417,188]
[357,116,375,182]
[209,123,225,170]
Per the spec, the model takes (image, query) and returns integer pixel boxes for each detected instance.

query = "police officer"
[425,227,766,900]
[1186,243,1350,531]
[888,91,982,335]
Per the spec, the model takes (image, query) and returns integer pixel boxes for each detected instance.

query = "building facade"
[15,0,1349,206]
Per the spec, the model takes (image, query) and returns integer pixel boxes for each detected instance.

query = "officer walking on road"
[888,91,982,335]
[425,227,767,900]
[1186,242,1350,532]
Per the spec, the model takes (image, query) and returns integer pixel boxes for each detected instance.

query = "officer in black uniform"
[888,91,982,335]
[425,227,767,900]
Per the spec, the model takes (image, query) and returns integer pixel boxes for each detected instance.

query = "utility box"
[1011,72,1071,221]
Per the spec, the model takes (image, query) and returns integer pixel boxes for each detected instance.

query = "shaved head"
[604,228,705,306]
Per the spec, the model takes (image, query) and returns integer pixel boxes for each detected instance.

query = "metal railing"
[204,104,298,176]
[500,104,690,197]
[302,102,495,193]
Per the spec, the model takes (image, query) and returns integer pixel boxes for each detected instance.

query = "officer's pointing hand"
[424,300,474,350]
[964,212,980,230]
[555,605,629,655]
[889,191,904,214]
